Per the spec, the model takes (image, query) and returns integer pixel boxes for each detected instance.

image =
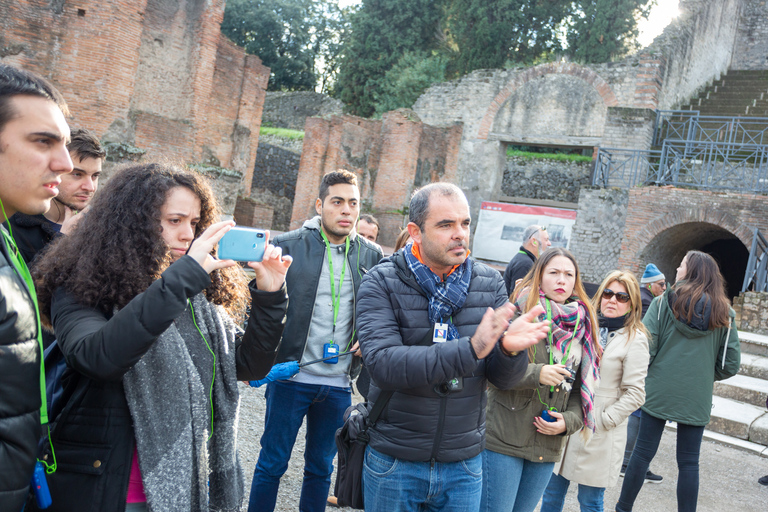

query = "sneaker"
[759,475,768,486]
[620,464,627,477]
[644,470,663,484]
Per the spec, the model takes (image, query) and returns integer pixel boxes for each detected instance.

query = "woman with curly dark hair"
[32,163,292,512]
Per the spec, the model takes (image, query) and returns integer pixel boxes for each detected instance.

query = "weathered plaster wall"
[732,0,768,70]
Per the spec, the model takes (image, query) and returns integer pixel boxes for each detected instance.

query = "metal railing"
[594,141,768,193]
[653,110,768,148]
[593,148,662,188]
[742,228,768,293]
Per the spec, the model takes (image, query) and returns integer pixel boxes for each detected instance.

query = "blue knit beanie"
[641,263,664,284]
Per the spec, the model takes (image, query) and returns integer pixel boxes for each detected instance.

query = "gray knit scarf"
[123,294,243,512]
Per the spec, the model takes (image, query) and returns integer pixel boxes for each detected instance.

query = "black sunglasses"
[602,288,631,303]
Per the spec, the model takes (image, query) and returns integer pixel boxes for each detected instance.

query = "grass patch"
[260,126,305,140]
[506,148,592,163]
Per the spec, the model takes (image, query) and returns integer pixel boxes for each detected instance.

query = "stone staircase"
[697,330,768,456]
[682,69,768,117]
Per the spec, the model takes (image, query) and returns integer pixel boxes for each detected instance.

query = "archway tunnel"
[637,222,749,300]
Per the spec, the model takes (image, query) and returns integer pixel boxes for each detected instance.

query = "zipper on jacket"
[430,395,448,461]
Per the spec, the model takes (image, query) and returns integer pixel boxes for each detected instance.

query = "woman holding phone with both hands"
[32,163,292,512]
[540,270,649,512]
[480,248,600,512]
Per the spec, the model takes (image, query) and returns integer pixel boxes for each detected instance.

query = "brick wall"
[291,110,463,247]
[0,0,269,213]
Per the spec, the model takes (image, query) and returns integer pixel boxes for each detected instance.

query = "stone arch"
[623,207,752,299]
[477,62,619,140]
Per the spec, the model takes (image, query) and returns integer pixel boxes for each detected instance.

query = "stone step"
[739,330,768,357]
[714,374,768,408]
[718,79,768,88]
[740,353,768,380]
[727,69,768,77]
[708,395,767,441]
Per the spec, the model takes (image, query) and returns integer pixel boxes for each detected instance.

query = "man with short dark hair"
[357,183,550,511]
[7,128,105,264]
[356,213,379,242]
[503,224,551,296]
[0,64,73,511]
[247,170,383,512]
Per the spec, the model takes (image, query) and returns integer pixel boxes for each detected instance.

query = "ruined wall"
[263,91,343,130]
[291,110,462,246]
[732,0,768,70]
[249,142,301,231]
[568,188,630,284]
[650,0,743,109]
[0,0,270,210]
[502,157,592,204]
[733,292,768,334]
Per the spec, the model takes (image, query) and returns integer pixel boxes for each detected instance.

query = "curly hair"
[33,163,250,324]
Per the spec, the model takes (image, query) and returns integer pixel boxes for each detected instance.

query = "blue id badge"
[323,343,339,364]
[433,322,449,343]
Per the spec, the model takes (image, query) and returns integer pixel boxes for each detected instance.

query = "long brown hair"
[33,163,250,324]
[671,250,730,329]
[592,270,650,343]
[513,247,599,360]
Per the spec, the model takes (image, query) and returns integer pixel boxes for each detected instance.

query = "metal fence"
[743,228,768,293]
[653,110,768,148]
[594,141,768,193]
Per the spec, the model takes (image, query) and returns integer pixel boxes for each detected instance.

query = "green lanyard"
[518,250,528,255]
[545,298,580,392]
[1,227,48,426]
[320,230,350,344]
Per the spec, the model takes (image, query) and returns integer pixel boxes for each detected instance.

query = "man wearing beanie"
[640,263,666,317]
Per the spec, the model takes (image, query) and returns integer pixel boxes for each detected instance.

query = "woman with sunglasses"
[480,248,599,512]
[540,271,649,512]
[616,250,740,512]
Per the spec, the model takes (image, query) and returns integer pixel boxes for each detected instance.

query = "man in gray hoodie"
[247,170,383,512]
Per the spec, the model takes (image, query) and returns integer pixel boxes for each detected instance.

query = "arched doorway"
[638,222,749,299]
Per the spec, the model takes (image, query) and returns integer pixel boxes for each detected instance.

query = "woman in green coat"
[615,250,741,512]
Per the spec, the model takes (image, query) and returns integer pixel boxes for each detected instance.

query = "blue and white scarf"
[404,242,473,341]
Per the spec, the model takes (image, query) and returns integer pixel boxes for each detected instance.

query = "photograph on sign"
[472,202,577,264]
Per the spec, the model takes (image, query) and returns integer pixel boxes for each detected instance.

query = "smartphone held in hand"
[218,226,267,262]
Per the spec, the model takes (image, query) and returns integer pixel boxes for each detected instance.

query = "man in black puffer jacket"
[358,183,550,512]
[0,64,73,512]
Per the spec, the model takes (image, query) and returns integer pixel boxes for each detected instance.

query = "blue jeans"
[540,472,605,512]
[362,446,483,512]
[616,411,704,512]
[247,380,351,512]
[480,449,555,512]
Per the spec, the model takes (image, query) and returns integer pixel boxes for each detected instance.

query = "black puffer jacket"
[0,227,42,512]
[272,218,383,376]
[37,256,288,512]
[358,250,528,463]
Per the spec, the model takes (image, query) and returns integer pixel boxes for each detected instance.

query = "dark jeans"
[622,411,641,467]
[247,380,351,512]
[616,411,704,512]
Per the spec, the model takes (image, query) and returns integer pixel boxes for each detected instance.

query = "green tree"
[566,0,654,63]
[221,0,348,91]
[333,0,445,117]
[373,52,448,115]
[444,0,572,75]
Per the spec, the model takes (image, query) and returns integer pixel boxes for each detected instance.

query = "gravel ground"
[238,382,768,511]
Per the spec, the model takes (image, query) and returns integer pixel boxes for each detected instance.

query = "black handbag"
[333,390,394,509]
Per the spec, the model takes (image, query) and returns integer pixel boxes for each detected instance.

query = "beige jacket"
[554,327,649,488]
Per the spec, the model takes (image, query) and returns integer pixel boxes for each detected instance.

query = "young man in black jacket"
[357,183,550,512]
[0,64,73,512]
[7,128,105,265]
[247,170,383,512]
